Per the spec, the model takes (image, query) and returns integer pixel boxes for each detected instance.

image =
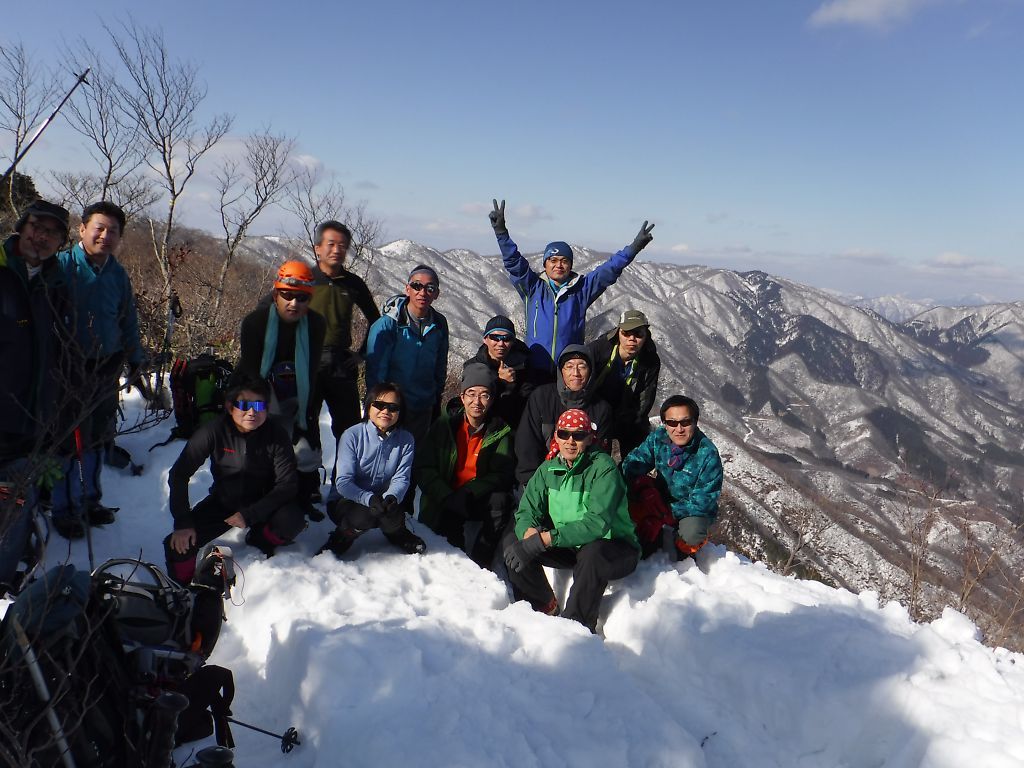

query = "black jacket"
[463,339,534,430]
[513,381,613,486]
[588,330,661,433]
[168,414,298,529]
[308,264,379,371]
[0,236,69,459]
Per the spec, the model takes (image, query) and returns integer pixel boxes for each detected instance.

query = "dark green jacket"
[516,448,639,551]
[415,407,514,532]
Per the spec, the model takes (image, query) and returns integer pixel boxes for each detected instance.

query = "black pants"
[313,374,362,442]
[502,526,639,632]
[438,490,511,566]
[328,498,405,535]
[164,495,306,583]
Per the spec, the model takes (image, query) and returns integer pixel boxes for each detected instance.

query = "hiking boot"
[245,526,277,557]
[87,503,118,526]
[319,528,360,559]
[384,526,426,555]
[52,514,86,540]
[533,596,559,616]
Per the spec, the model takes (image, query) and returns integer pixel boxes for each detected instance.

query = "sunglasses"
[278,290,312,303]
[408,281,439,295]
[556,429,590,441]
[370,400,401,413]
[233,399,268,413]
[663,418,694,429]
[485,334,513,343]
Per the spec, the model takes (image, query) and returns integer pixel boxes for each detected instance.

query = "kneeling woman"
[164,377,306,584]
[321,382,426,557]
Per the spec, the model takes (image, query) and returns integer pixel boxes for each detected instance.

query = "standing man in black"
[307,221,379,500]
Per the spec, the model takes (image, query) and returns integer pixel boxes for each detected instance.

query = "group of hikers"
[1,195,725,634]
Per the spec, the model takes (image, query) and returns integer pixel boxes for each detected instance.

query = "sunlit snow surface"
[21,395,1024,768]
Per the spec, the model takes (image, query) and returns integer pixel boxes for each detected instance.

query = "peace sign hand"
[489,198,508,236]
[629,220,655,255]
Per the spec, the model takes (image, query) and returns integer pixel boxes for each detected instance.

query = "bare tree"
[0,44,61,217]
[283,165,385,270]
[51,46,159,222]
[108,20,232,308]
[211,128,296,322]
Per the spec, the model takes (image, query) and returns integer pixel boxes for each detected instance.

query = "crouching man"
[416,363,515,568]
[164,377,306,584]
[502,408,639,633]
[621,395,723,558]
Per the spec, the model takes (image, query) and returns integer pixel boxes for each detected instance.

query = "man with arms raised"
[488,198,654,380]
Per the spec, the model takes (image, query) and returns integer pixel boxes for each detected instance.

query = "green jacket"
[516,448,639,551]
[415,407,514,532]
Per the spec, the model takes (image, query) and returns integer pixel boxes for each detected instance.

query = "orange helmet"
[275,260,315,294]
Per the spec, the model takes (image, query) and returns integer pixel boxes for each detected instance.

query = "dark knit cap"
[461,362,496,392]
[557,344,592,368]
[483,315,516,338]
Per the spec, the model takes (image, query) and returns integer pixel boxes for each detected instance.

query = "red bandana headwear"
[545,409,596,459]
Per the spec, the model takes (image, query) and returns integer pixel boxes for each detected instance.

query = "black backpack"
[152,354,234,450]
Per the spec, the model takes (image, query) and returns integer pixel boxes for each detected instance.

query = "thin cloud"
[670,243,691,254]
[459,201,553,223]
[928,250,983,269]
[834,248,898,266]
[809,0,939,29]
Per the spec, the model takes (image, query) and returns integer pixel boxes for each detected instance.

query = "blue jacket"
[336,420,415,506]
[365,295,449,412]
[621,427,723,520]
[57,243,143,366]
[496,232,637,372]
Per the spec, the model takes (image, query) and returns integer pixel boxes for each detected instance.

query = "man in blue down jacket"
[621,395,723,558]
[488,198,654,379]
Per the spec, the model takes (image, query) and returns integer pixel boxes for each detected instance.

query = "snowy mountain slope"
[348,241,1024,645]
[31,398,1024,768]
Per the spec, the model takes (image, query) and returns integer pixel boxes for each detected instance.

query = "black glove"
[503,534,547,573]
[627,220,655,256]
[489,198,508,237]
[443,488,473,519]
[368,493,387,519]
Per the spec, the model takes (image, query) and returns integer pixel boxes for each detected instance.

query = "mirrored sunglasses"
[408,281,439,295]
[485,334,513,343]
[233,399,268,413]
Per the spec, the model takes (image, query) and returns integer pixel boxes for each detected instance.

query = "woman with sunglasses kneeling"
[320,382,426,557]
[620,395,723,559]
[502,409,639,634]
[164,377,307,584]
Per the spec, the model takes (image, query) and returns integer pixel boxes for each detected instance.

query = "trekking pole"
[151,292,182,411]
[0,69,90,185]
[225,718,301,753]
[11,615,78,768]
[73,427,94,571]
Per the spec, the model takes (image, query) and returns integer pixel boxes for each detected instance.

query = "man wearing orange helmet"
[236,260,327,517]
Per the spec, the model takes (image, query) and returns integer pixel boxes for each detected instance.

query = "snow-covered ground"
[27,394,1024,767]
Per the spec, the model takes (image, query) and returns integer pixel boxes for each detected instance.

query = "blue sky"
[6,0,1023,301]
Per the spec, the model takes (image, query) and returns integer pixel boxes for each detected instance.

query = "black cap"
[16,199,71,233]
[483,315,516,338]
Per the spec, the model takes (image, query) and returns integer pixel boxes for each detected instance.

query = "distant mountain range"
[244,236,1024,647]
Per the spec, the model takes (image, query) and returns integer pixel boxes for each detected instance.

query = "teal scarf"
[259,305,310,429]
